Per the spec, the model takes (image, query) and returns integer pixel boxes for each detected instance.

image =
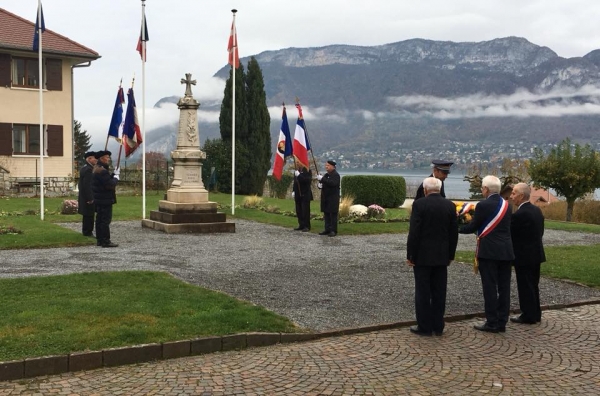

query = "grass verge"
[0,271,301,361]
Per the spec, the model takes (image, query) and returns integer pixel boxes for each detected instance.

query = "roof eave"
[0,44,101,61]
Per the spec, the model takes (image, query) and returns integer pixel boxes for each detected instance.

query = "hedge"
[341,175,406,208]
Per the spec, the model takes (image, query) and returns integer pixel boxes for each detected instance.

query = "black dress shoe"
[319,231,329,235]
[102,242,119,248]
[301,228,309,232]
[409,325,432,336]
[293,227,303,231]
[510,315,536,324]
[474,323,499,333]
[328,232,337,237]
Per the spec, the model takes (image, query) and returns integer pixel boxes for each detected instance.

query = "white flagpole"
[231,9,237,215]
[38,0,44,220]
[141,0,146,219]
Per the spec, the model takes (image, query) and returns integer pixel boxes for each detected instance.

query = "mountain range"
[142,36,600,166]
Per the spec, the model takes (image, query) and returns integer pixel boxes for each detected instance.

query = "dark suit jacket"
[407,193,458,266]
[320,169,340,213]
[415,174,446,200]
[293,168,313,202]
[511,202,546,266]
[459,193,515,261]
[78,162,95,216]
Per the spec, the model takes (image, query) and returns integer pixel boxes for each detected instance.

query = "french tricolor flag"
[293,103,311,169]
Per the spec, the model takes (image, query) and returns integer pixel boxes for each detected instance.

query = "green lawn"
[0,271,301,361]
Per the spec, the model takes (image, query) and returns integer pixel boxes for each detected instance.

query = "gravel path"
[1,220,600,331]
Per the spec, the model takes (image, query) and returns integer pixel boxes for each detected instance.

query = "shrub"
[367,204,386,219]
[339,195,355,218]
[341,175,406,208]
[267,174,294,199]
[61,200,79,215]
[243,195,264,208]
[541,200,600,224]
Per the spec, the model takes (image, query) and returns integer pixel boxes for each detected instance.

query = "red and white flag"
[227,21,239,68]
[293,103,311,169]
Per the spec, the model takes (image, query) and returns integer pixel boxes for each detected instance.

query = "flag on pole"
[293,103,311,169]
[136,9,149,61]
[227,21,239,68]
[32,2,45,52]
[272,106,293,180]
[123,88,143,157]
[107,87,125,140]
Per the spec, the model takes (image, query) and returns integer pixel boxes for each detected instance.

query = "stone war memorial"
[142,74,235,233]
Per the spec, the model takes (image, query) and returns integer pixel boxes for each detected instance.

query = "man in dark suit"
[509,183,546,324]
[317,160,340,237]
[415,160,453,200]
[460,175,514,333]
[77,151,97,237]
[92,151,120,248]
[407,177,459,336]
[293,164,313,232]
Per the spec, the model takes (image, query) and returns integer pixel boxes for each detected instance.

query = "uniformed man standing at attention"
[415,160,453,200]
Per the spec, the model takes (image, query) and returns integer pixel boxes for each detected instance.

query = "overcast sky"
[5,0,600,144]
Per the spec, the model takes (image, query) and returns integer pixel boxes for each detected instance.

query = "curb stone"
[2,298,600,382]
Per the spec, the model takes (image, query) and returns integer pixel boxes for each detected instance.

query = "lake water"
[341,170,600,200]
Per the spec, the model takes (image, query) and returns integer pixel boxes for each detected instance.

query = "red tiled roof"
[0,8,100,60]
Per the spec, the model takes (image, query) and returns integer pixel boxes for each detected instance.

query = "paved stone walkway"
[1,304,599,395]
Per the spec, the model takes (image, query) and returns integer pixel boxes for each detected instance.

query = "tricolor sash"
[474,197,509,273]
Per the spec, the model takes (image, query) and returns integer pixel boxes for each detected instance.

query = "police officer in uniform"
[415,160,453,200]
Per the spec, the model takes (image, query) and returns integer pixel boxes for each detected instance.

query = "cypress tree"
[244,57,272,196]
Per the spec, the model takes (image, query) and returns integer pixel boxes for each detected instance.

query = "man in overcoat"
[407,177,458,336]
[293,164,313,232]
[317,160,340,237]
[92,151,120,248]
[78,151,97,236]
[509,183,546,324]
[460,175,514,333]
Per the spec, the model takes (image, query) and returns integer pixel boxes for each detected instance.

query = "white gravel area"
[1,220,599,331]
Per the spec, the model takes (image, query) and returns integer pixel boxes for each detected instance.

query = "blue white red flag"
[32,2,45,52]
[293,103,311,169]
[107,87,125,140]
[123,88,143,158]
[272,106,292,180]
[136,10,149,61]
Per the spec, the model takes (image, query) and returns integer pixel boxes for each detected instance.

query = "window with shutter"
[46,59,62,91]
[0,123,12,155]
[47,125,64,156]
[0,54,10,87]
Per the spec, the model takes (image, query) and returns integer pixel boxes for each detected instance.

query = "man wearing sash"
[460,175,514,333]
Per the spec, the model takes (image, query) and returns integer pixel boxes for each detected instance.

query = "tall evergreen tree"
[216,63,253,194]
[244,57,272,195]
[73,120,91,168]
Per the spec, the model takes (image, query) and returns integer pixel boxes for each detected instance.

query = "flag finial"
[232,9,237,14]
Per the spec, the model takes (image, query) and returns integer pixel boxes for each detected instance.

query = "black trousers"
[478,259,512,328]
[413,265,448,333]
[514,263,542,321]
[323,212,338,233]
[95,205,113,245]
[295,200,311,229]
[81,213,95,236]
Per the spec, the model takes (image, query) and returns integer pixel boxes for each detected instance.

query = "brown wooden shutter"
[0,54,11,87]
[47,125,63,156]
[0,123,12,155]
[46,58,62,91]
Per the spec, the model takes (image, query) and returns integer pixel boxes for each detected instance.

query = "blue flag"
[108,87,125,139]
[32,3,46,52]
